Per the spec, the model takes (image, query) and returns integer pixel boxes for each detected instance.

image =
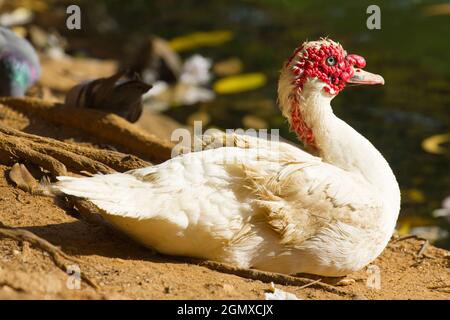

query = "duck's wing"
[191,131,383,242]
[242,158,384,247]
[55,147,274,232]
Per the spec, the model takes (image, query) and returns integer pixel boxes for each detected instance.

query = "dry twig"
[395,234,434,263]
[395,234,427,243]
[0,221,98,289]
[416,240,429,258]
[197,260,356,298]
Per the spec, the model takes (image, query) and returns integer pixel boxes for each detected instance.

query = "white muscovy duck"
[54,38,400,277]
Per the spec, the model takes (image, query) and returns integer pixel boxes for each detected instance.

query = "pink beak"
[348,68,385,85]
[346,54,385,85]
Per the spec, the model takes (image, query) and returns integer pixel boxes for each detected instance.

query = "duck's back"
[55,147,282,264]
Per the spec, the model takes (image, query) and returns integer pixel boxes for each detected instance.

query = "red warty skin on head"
[290,43,366,94]
[285,41,369,149]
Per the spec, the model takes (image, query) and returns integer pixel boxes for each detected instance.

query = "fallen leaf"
[397,222,411,236]
[421,133,450,155]
[423,4,450,16]
[9,163,39,193]
[403,188,426,204]
[169,30,233,52]
[213,73,267,94]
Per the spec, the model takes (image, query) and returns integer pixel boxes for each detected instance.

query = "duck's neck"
[281,80,400,219]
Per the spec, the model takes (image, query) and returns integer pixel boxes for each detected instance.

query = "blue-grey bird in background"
[0,26,41,97]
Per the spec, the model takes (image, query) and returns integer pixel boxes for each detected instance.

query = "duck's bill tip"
[348,68,385,85]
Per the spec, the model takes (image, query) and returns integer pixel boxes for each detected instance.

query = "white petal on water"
[442,196,450,209]
[432,208,450,218]
[432,196,450,221]
[179,86,215,105]
[180,54,213,86]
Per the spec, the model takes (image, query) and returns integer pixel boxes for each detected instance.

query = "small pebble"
[223,283,234,293]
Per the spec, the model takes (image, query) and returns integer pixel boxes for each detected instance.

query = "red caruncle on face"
[291,43,366,95]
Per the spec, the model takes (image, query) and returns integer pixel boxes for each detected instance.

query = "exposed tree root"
[0,125,150,176]
[0,221,99,289]
[0,97,174,163]
[196,260,357,298]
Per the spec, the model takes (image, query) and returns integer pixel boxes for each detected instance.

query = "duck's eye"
[326,56,336,66]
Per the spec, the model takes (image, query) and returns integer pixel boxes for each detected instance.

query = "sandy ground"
[0,57,449,300]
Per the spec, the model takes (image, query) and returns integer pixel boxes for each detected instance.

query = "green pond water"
[76,0,450,248]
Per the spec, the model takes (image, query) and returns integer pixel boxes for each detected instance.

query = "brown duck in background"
[64,70,152,123]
